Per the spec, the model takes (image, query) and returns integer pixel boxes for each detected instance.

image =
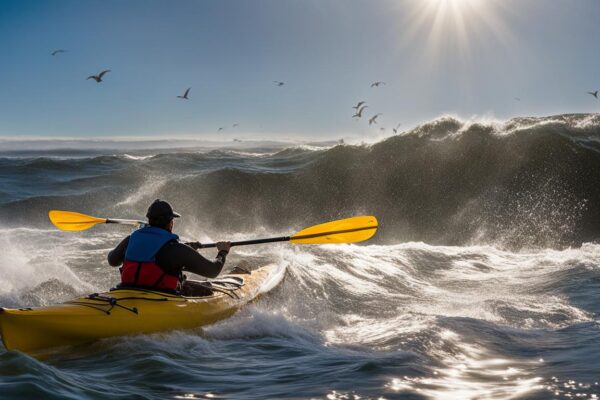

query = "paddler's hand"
[216,241,232,254]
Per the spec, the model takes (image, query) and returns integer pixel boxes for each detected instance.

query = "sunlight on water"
[385,329,545,399]
[542,378,600,399]
[324,391,364,399]
[383,326,600,399]
[173,393,218,399]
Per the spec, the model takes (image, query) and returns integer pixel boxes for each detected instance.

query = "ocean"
[0,114,599,399]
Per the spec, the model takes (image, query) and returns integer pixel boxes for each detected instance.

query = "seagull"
[51,49,66,56]
[380,127,386,132]
[274,81,285,86]
[392,123,402,134]
[177,88,191,100]
[218,127,224,132]
[371,81,385,88]
[352,101,366,110]
[588,91,598,99]
[514,97,521,101]
[233,138,242,142]
[86,70,110,83]
[233,123,239,128]
[352,105,368,118]
[369,113,382,125]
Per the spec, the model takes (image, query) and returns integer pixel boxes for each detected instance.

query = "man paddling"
[107,199,231,295]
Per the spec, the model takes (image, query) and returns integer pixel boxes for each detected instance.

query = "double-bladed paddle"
[48,210,378,247]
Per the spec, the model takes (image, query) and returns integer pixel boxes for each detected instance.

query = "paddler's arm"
[156,241,230,279]
[107,236,130,267]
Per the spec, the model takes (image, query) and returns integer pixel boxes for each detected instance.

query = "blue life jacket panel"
[124,226,179,262]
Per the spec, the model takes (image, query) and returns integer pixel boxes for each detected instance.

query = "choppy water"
[1,114,599,399]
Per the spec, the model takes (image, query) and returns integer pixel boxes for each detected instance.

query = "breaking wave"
[2,113,600,248]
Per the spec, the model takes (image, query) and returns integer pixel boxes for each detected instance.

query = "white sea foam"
[0,230,92,306]
[121,154,154,161]
[114,175,168,208]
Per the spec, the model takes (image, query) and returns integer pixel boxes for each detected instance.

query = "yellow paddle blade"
[290,215,378,244]
[48,210,107,231]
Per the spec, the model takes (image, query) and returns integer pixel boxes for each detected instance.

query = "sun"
[386,0,515,103]
[400,0,513,65]
[429,0,475,5]
[425,0,483,13]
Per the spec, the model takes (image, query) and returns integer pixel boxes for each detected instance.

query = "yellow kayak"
[0,264,283,354]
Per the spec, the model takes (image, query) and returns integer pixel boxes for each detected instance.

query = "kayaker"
[107,199,231,295]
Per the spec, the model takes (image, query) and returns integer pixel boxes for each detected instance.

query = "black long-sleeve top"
[107,236,227,279]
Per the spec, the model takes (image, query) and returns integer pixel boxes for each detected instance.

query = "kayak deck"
[0,265,277,354]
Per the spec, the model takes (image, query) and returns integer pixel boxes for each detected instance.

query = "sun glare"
[426,0,483,13]
[400,0,514,66]
[429,0,475,5]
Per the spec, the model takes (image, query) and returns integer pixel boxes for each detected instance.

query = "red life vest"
[120,226,181,291]
[120,260,180,291]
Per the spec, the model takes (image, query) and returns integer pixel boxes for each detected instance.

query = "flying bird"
[392,123,402,134]
[177,88,191,100]
[588,91,598,99]
[514,97,521,101]
[218,127,224,132]
[352,101,366,110]
[86,70,110,83]
[233,123,239,128]
[369,113,382,125]
[51,49,66,56]
[371,81,385,88]
[274,81,285,86]
[352,105,368,118]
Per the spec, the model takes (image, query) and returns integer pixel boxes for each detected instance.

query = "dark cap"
[146,199,181,220]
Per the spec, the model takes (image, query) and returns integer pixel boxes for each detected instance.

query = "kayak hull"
[0,265,278,354]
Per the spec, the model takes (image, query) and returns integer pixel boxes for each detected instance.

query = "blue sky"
[0,0,599,140]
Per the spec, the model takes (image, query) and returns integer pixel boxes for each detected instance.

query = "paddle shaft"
[198,225,377,248]
[199,236,290,249]
[106,218,146,226]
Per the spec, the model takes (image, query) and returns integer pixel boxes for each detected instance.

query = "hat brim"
[172,211,181,218]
